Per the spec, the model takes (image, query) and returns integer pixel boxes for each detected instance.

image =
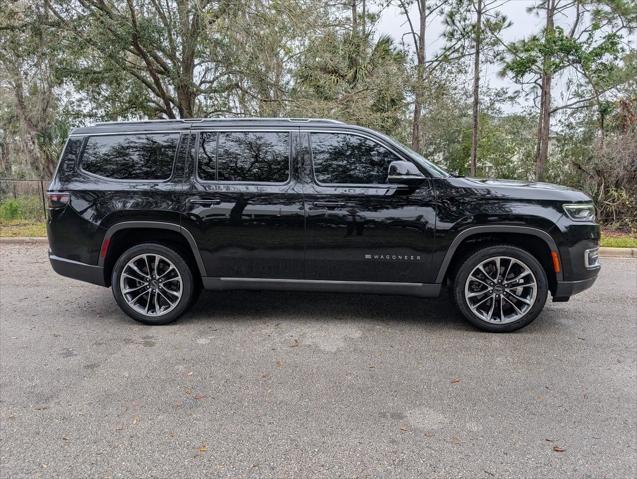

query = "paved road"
[0,244,635,478]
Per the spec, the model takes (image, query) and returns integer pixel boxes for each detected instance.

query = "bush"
[0,200,21,220]
[0,196,45,222]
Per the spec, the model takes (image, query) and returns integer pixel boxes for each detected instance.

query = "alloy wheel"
[119,253,183,316]
[464,256,537,324]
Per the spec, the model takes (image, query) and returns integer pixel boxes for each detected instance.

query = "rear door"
[300,130,437,283]
[182,128,305,279]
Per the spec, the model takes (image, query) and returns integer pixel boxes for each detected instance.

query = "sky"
[378,0,546,53]
[375,0,628,113]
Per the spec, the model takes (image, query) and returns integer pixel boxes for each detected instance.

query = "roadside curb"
[599,247,636,258]
[1,237,635,258]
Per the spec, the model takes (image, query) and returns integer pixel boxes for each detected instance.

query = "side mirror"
[387,160,425,186]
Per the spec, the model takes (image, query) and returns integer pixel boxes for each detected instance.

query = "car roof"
[69,118,352,135]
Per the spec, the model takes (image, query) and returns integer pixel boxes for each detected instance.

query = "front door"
[300,130,437,284]
[183,129,305,279]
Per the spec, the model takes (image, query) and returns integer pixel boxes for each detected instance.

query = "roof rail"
[94,117,345,126]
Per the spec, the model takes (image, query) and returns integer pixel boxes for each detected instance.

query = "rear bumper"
[49,254,106,287]
[552,273,599,301]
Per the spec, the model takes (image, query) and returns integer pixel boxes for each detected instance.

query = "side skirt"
[201,277,441,298]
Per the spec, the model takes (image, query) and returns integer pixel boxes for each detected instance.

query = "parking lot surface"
[0,243,635,478]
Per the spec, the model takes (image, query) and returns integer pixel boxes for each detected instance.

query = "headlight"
[563,203,596,222]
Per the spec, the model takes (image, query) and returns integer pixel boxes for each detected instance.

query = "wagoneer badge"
[364,254,422,261]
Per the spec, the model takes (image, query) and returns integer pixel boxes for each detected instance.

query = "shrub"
[0,196,45,222]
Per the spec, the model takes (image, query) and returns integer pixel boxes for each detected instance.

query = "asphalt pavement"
[0,243,635,478]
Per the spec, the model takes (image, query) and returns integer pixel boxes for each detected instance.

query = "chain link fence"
[0,178,49,223]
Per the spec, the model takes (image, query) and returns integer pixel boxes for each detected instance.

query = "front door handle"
[190,199,221,206]
[312,201,346,209]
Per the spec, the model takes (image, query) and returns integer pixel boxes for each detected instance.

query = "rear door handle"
[190,199,221,206]
[312,201,346,208]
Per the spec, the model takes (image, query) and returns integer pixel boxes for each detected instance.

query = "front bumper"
[552,273,599,302]
[49,254,106,286]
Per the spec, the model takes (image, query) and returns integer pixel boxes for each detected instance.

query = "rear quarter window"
[80,133,179,180]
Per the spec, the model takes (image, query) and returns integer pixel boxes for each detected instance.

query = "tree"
[0,1,69,176]
[502,0,637,181]
[397,0,447,151]
[443,0,510,175]
[292,2,409,136]
[218,0,333,117]
[45,0,236,119]
[470,0,483,176]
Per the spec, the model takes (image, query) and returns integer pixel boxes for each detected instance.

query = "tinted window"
[81,133,179,180]
[57,137,82,180]
[198,132,290,182]
[311,133,400,184]
[197,132,217,180]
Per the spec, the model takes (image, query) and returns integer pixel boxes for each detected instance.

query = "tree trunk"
[176,0,197,118]
[351,0,358,35]
[536,0,555,181]
[411,0,426,152]
[362,0,366,36]
[470,0,482,177]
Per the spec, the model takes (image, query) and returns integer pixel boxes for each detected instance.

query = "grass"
[0,196,45,222]
[600,232,637,248]
[0,220,47,237]
[0,196,47,237]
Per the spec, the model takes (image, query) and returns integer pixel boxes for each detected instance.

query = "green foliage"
[600,233,637,248]
[0,200,20,220]
[0,196,44,222]
[291,30,409,138]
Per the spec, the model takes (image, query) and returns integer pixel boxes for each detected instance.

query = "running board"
[202,277,441,298]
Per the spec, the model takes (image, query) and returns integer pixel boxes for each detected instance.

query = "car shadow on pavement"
[179,288,475,332]
[180,288,568,335]
[85,284,565,334]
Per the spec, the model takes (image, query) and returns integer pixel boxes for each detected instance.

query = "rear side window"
[56,137,83,180]
[311,132,400,185]
[197,131,290,183]
[81,133,179,180]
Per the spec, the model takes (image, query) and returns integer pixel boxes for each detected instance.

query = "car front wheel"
[453,245,549,332]
[111,243,195,325]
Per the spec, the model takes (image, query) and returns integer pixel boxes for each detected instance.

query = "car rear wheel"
[112,243,195,325]
[453,245,548,332]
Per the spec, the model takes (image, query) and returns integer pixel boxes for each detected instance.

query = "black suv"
[47,118,600,332]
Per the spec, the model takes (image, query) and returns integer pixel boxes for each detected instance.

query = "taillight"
[47,192,70,209]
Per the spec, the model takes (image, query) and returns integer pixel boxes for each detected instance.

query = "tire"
[453,245,548,332]
[111,243,196,325]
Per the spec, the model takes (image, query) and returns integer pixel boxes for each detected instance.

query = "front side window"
[81,133,179,180]
[311,132,401,185]
[197,131,290,182]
